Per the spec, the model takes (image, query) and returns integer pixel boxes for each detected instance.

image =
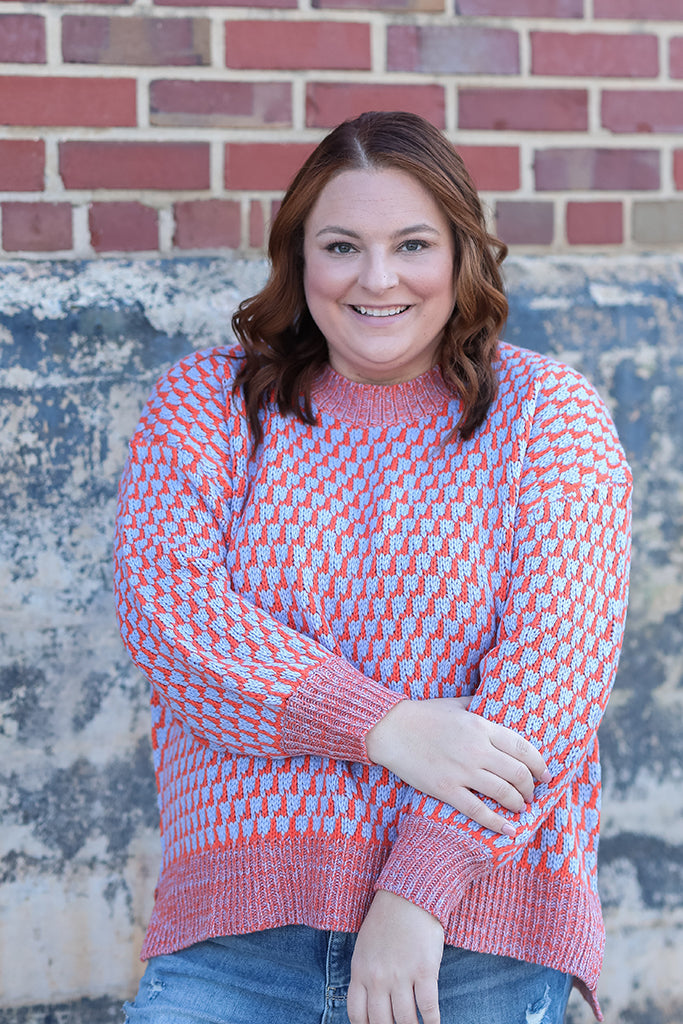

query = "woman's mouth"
[351,305,410,317]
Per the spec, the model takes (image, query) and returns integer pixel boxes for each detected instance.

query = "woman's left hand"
[347,890,444,1024]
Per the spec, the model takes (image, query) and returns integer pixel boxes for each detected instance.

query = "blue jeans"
[123,926,572,1024]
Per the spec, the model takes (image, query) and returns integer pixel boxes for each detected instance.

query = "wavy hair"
[231,111,508,447]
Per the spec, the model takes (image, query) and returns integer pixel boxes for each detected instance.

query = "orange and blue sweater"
[114,341,631,1018]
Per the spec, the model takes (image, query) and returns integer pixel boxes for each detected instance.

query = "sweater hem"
[140,840,605,1020]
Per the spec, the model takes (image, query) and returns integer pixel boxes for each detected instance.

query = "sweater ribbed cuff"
[375,815,493,928]
[282,656,406,763]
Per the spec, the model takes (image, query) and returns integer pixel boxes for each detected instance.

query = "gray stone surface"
[633,202,683,246]
[0,256,681,1021]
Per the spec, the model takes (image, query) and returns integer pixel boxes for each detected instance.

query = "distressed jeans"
[123,925,572,1024]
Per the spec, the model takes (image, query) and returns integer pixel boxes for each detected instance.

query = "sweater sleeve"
[374,363,632,926]
[113,352,404,761]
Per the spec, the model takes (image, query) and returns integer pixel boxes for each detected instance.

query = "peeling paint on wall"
[0,256,681,1022]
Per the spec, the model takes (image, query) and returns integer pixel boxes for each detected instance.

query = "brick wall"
[1,0,682,256]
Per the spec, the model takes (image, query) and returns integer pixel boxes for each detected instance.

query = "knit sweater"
[114,341,631,1019]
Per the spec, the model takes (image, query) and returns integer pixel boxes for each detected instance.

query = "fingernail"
[541,770,552,783]
[502,823,517,837]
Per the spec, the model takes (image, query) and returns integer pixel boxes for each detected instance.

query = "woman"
[114,111,631,1024]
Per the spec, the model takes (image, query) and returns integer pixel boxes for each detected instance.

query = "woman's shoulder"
[132,344,248,454]
[495,342,632,491]
[496,340,594,395]
[495,340,618,427]
[151,344,244,401]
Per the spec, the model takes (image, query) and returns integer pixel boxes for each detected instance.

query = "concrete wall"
[0,254,681,1023]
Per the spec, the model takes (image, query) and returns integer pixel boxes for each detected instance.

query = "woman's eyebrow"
[392,223,440,238]
[315,226,361,238]
[315,223,440,239]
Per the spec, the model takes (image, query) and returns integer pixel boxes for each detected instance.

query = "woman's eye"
[326,241,356,254]
[400,239,428,252]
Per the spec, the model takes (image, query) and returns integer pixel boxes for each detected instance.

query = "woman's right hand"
[365,697,550,835]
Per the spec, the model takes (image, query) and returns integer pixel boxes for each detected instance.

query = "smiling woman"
[231,109,508,449]
[303,168,455,385]
[114,112,631,1024]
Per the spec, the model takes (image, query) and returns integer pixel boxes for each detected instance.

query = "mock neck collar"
[312,364,456,426]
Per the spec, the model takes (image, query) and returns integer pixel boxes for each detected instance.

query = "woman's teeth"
[353,305,409,317]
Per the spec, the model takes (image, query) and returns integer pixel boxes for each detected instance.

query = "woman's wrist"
[365,699,412,768]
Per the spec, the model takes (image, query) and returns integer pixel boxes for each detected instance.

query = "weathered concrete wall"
[1,256,681,1023]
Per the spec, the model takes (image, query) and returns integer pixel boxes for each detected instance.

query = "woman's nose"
[357,253,398,293]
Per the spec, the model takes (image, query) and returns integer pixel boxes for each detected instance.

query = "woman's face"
[303,167,456,385]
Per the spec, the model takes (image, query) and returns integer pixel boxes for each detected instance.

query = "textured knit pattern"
[114,342,631,1020]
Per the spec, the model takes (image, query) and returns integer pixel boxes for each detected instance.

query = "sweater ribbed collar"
[312,364,455,426]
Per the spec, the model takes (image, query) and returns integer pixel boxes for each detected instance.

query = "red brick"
[458,0,581,12]
[0,15,45,63]
[226,21,370,71]
[602,91,683,133]
[63,16,210,66]
[534,148,659,191]
[249,200,265,248]
[60,0,133,5]
[566,201,622,244]
[225,143,317,190]
[0,140,44,191]
[60,142,209,190]
[457,146,520,191]
[2,202,72,252]
[387,25,519,74]
[173,199,241,249]
[495,201,554,245]
[89,203,159,252]
[459,88,587,132]
[150,80,290,127]
[306,83,445,129]
[531,32,658,77]
[159,0,294,6]
[675,151,683,190]
[594,0,681,17]
[89,202,158,252]
[0,76,135,127]
[670,39,683,79]
[313,0,444,9]
[11,0,130,5]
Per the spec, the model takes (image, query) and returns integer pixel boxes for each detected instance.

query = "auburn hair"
[231,111,508,447]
